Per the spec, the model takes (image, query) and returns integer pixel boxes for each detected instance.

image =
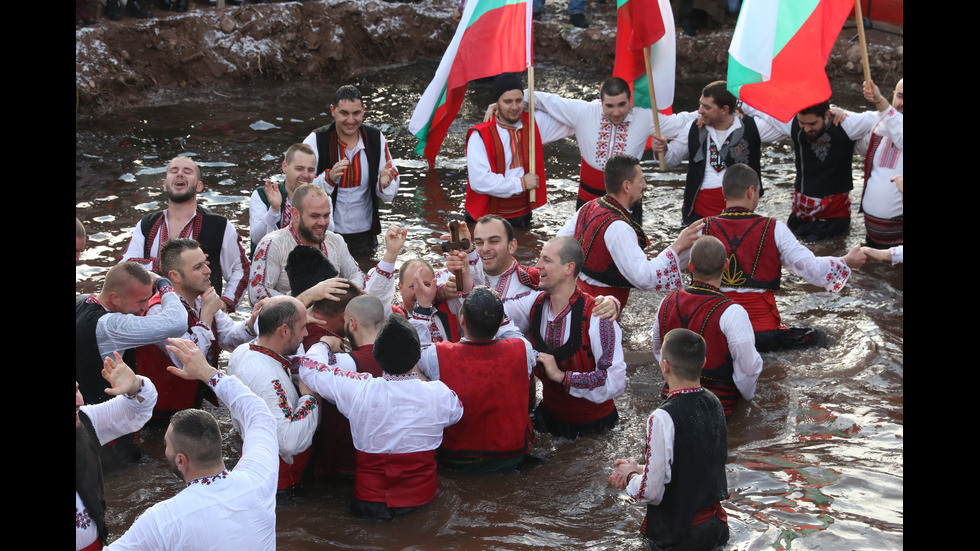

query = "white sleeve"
[532,108,576,144]
[80,376,158,445]
[605,221,684,291]
[249,188,281,246]
[749,114,793,143]
[657,111,699,140]
[720,305,762,400]
[218,220,250,309]
[626,409,674,505]
[364,261,397,318]
[215,311,256,353]
[556,208,580,237]
[329,235,366,289]
[417,344,442,380]
[775,221,851,292]
[119,222,154,270]
[738,105,791,139]
[874,107,903,150]
[247,233,285,305]
[299,345,374,410]
[890,245,903,265]
[563,316,626,404]
[650,296,666,363]
[249,372,319,458]
[528,91,589,129]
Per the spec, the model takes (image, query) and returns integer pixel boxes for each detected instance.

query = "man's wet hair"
[662,328,706,381]
[335,85,363,105]
[258,298,302,338]
[604,154,641,194]
[461,286,504,341]
[702,81,737,114]
[600,77,631,101]
[169,409,223,467]
[690,236,728,279]
[721,163,760,200]
[551,236,585,277]
[311,279,363,318]
[476,214,515,244]
[160,238,201,278]
[284,143,315,165]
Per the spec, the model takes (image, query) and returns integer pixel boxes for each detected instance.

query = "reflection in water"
[78,63,902,549]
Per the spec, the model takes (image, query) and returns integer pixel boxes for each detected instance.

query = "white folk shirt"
[120,210,248,309]
[248,225,365,305]
[300,343,464,454]
[76,377,157,551]
[650,298,763,400]
[625,409,676,505]
[557,210,684,292]
[466,110,572,199]
[304,129,399,235]
[144,294,254,367]
[852,106,904,219]
[106,373,278,551]
[227,342,320,462]
[363,260,453,334]
[248,188,293,247]
[502,290,626,405]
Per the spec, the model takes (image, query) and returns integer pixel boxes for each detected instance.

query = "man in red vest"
[465,73,569,227]
[651,236,762,416]
[413,285,537,472]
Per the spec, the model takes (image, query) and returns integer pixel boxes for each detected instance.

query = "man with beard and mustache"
[121,156,250,312]
[465,73,570,227]
[248,143,319,256]
[106,338,278,550]
[226,296,322,494]
[739,100,870,241]
[557,155,702,311]
[76,353,157,551]
[249,183,365,304]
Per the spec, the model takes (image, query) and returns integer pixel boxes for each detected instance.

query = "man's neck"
[547,281,576,312]
[167,199,199,220]
[256,336,286,356]
[94,292,115,312]
[337,129,360,149]
[353,332,376,348]
[692,275,723,289]
[175,287,200,310]
[724,200,753,212]
[711,114,734,132]
[606,192,631,211]
[182,462,227,484]
[291,223,318,247]
[485,257,515,278]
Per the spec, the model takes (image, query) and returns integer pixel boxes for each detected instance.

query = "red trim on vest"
[704,209,782,292]
[435,340,532,459]
[354,450,438,508]
[574,196,648,289]
[278,447,311,490]
[724,290,782,332]
[465,113,547,220]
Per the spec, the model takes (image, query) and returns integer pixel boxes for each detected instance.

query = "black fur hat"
[285,246,339,297]
[373,314,421,375]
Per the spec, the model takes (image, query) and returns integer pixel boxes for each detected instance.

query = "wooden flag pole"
[853,0,872,86]
[528,64,537,204]
[644,47,666,171]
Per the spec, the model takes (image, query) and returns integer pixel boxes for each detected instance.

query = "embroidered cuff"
[221,296,237,313]
[207,371,224,389]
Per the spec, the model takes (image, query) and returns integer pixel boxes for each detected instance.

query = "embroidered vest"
[790,118,854,199]
[529,293,614,423]
[435,339,532,459]
[703,208,781,291]
[313,122,383,235]
[644,390,728,547]
[574,196,649,288]
[465,113,547,221]
[658,284,739,414]
[683,117,762,221]
[75,295,136,406]
[139,207,229,296]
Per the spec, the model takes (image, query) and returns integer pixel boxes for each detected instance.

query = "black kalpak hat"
[373,314,421,375]
[285,246,339,297]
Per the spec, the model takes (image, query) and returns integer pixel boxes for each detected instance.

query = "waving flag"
[611,0,675,112]
[409,0,532,167]
[728,0,854,122]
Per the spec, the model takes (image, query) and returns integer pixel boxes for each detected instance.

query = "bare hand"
[413,270,438,309]
[860,246,892,263]
[320,335,345,352]
[328,159,350,182]
[102,351,141,397]
[592,295,620,320]
[536,352,564,384]
[380,160,398,188]
[892,174,903,195]
[384,224,408,261]
[672,219,705,253]
[828,107,850,125]
[199,286,224,326]
[649,134,668,154]
[445,250,470,278]
[264,179,282,212]
[842,244,867,269]
[484,103,499,123]
[165,338,218,383]
[612,458,641,489]
[863,80,888,111]
[441,274,458,297]
[246,298,267,331]
[298,278,350,307]
[522,173,539,192]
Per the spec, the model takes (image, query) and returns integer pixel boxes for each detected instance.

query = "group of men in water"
[76,70,902,550]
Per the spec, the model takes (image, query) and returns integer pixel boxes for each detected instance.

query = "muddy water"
[76,63,903,550]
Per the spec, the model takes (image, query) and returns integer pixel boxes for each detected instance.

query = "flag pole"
[644,47,666,171]
[852,0,872,85]
[527,64,537,205]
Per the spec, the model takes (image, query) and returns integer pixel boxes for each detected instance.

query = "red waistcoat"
[703,208,781,291]
[435,339,532,459]
[529,292,614,424]
[658,283,739,415]
[465,113,547,220]
[574,196,649,288]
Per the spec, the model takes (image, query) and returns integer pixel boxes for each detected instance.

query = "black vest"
[644,390,728,547]
[76,412,108,546]
[683,117,762,223]
[313,122,383,235]
[138,207,228,295]
[75,296,136,406]
[791,118,855,198]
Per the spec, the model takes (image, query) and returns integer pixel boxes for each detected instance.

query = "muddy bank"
[75,0,903,114]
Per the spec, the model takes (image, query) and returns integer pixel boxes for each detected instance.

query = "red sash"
[723,290,781,332]
[78,538,103,551]
[792,190,850,221]
[578,158,606,203]
[354,450,438,508]
[693,187,726,219]
[278,447,311,490]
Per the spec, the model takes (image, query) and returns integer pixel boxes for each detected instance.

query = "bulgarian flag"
[728,0,854,122]
[409,0,532,167]
[611,0,675,112]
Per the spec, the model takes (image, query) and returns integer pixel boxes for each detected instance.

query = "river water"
[76,63,903,550]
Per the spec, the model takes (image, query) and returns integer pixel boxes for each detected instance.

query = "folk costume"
[248,181,292,256]
[853,106,903,248]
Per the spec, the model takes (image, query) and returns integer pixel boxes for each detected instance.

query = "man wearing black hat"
[299,314,463,519]
[465,73,570,227]
[249,183,365,305]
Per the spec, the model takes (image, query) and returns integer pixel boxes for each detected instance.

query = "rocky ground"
[75,0,903,115]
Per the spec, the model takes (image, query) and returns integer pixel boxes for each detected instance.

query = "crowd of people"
[76,71,902,550]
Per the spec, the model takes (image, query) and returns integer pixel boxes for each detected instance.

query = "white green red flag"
[728,0,854,122]
[409,0,533,167]
[611,0,675,112]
